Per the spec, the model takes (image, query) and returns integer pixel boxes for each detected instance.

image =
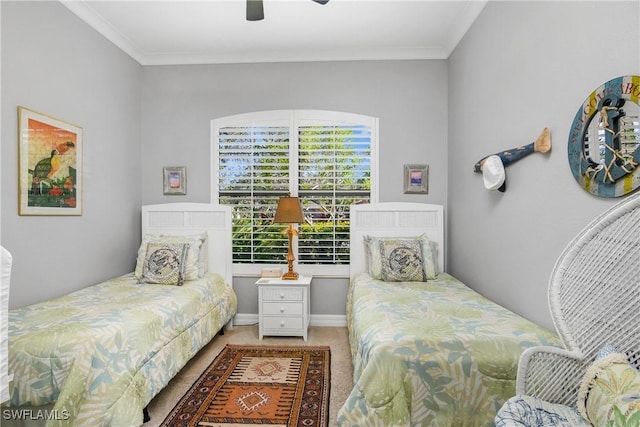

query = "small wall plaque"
[163,166,186,195]
[404,164,428,194]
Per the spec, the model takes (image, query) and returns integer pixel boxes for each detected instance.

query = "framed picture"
[404,164,428,194]
[163,166,187,195]
[18,107,82,215]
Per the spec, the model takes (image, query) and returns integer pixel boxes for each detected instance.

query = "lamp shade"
[274,196,304,224]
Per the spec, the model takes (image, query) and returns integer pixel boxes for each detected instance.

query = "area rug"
[160,344,331,427]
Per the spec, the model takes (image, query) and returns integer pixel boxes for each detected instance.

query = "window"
[212,110,378,277]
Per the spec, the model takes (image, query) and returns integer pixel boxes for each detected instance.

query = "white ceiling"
[60,0,487,66]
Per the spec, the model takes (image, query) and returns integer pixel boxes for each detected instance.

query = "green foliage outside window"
[230,208,352,264]
[215,111,374,266]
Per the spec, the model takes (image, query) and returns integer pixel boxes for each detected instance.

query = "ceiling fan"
[247,0,329,21]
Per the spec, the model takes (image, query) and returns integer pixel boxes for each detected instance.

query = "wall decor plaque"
[568,75,640,197]
[18,107,82,215]
[404,164,428,194]
[163,166,187,195]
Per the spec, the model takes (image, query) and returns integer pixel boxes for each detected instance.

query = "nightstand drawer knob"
[280,321,285,327]
[280,307,285,313]
[280,293,285,298]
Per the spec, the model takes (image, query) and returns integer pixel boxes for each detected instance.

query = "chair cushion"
[495,395,589,427]
[577,351,640,426]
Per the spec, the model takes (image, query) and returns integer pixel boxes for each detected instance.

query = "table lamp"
[274,194,304,280]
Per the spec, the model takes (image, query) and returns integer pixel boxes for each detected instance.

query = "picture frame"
[404,164,428,194]
[163,166,187,195]
[18,106,82,216]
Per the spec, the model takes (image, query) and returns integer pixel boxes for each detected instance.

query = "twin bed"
[7,201,559,427]
[337,202,560,426]
[5,203,237,426]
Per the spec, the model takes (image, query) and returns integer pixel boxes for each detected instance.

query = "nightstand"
[256,275,311,341]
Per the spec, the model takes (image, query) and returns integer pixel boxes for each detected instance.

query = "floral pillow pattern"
[495,395,589,427]
[577,349,640,427]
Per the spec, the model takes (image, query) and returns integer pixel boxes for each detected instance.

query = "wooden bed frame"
[349,202,445,279]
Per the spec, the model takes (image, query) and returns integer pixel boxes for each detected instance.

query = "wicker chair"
[495,192,640,426]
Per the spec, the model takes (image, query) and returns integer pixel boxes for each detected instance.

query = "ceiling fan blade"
[311,0,329,4]
[247,0,264,21]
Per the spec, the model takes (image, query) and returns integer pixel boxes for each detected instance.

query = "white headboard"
[350,202,445,280]
[141,203,233,287]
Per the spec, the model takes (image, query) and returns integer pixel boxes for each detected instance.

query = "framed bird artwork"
[18,107,82,215]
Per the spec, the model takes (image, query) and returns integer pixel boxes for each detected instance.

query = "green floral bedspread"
[337,273,560,427]
[6,273,237,426]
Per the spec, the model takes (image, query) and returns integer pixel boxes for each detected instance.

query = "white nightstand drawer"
[262,287,303,301]
[257,275,311,340]
[262,316,304,330]
[262,301,303,316]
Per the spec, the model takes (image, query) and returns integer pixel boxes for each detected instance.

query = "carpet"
[160,344,331,427]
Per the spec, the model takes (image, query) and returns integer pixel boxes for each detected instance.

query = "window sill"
[232,263,349,279]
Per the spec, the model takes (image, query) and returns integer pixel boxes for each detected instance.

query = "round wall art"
[568,75,640,197]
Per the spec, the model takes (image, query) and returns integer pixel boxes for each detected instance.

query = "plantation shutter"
[217,122,290,263]
[297,123,372,265]
[213,110,378,275]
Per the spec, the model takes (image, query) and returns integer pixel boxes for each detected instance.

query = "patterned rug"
[160,344,331,427]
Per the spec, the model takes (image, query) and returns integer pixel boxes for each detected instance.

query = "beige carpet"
[144,325,353,427]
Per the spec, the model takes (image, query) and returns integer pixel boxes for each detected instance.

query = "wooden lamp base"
[281,269,299,280]
[282,223,299,280]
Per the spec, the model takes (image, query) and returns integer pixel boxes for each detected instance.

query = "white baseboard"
[310,314,347,327]
[233,313,346,327]
[233,313,258,326]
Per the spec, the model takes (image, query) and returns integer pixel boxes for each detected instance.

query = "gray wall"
[3,1,638,329]
[1,2,143,308]
[141,61,449,317]
[448,1,640,330]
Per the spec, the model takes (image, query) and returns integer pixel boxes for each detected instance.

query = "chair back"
[1,246,12,403]
[548,192,640,369]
